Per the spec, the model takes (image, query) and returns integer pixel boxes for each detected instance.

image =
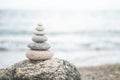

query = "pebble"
[32,36,47,43]
[26,50,53,60]
[28,43,50,50]
[36,27,44,31]
[34,31,46,35]
[37,23,43,27]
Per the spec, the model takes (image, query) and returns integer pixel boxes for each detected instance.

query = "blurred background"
[0,0,120,68]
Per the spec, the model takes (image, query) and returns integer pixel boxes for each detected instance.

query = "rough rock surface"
[1,63,120,80]
[0,58,81,80]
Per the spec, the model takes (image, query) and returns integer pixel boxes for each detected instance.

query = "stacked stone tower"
[26,24,53,60]
[0,24,81,80]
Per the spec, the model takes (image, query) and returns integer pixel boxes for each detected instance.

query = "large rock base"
[0,58,81,80]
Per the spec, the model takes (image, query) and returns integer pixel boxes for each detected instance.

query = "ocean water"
[0,9,120,68]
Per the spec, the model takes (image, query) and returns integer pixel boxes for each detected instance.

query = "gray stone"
[28,43,50,50]
[37,23,42,27]
[32,36,47,43]
[26,50,53,60]
[34,31,45,35]
[0,58,81,80]
[36,27,44,31]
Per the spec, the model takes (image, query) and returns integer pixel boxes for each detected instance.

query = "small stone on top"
[37,23,43,27]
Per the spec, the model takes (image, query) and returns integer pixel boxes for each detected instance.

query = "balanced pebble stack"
[0,24,81,80]
[26,24,53,60]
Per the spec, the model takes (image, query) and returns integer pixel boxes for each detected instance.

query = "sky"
[0,0,120,10]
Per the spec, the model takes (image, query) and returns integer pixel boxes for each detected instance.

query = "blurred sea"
[0,9,120,68]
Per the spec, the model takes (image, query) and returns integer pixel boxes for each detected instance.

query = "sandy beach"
[79,64,120,80]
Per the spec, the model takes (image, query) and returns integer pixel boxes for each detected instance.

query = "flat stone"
[34,31,46,35]
[37,23,43,27]
[0,58,81,80]
[32,36,47,43]
[36,27,44,31]
[26,50,53,60]
[28,43,50,50]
